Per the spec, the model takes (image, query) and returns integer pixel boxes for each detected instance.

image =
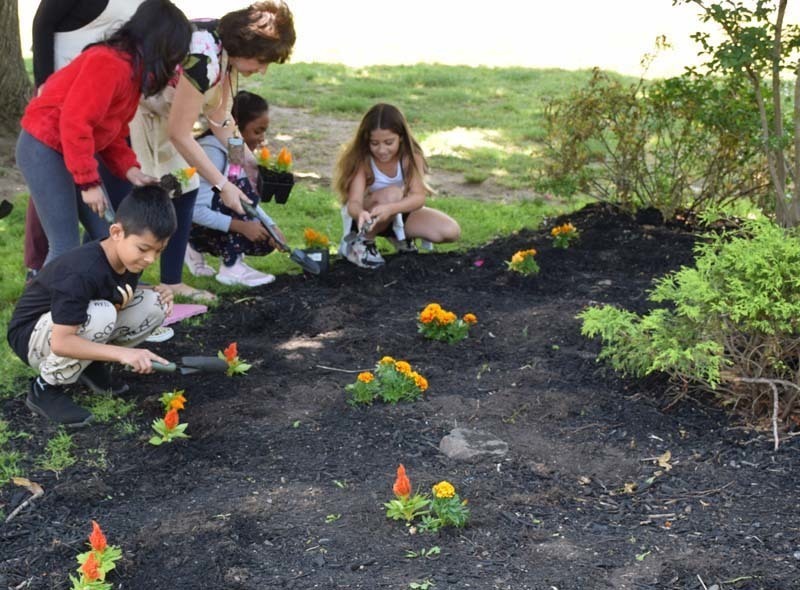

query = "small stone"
[439,427,508,462]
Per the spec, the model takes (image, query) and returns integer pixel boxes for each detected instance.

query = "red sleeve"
[58,49,138,185]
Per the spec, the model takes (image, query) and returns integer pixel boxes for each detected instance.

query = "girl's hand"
[266,224,286,250]
[369,203,396,225]
[220,181,249,215]
[82,186,108,218]
[126,167,159,186]
[236,220,270,242]
[152,284,174,316]
[357,210,373,230]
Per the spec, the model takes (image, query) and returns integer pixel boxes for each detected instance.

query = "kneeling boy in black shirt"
[7,186,176,427]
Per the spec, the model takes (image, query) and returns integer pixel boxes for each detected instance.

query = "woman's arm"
[167,75,247,214]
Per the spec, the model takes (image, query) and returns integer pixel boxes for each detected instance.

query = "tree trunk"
[0,0,31,135]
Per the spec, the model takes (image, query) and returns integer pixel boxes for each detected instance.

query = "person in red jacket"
[15,0,191,266]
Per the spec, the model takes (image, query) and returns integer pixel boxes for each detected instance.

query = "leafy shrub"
[579,219,800,422]
[539,68,768,220]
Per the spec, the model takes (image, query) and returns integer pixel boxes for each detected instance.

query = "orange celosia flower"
[223,342,238,363]
[164,408,179,430]
[357,371,374,383]
[393,464,411,498]
[258,146,271,162]
[184,167,196,179]
[277,147,292,167]
[89,520,107,553]
[169,393,187,411]
[463,313,477,324]
[81,551,101,581]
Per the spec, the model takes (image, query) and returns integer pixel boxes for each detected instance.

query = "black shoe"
[26,377,93,428]
[78,362,130,395]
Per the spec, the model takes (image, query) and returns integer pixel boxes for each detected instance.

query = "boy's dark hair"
[232,90,269,130]
[102,0,192,97]
[115,186,177,241]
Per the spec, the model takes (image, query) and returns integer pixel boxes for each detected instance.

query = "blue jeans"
[16,130,118,265]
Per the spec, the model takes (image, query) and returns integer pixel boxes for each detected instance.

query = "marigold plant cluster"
[69,521,122,590]
[303,227,330,250]
[256,146,293,173]
[149,389,189,445]
[507,248,540,276]
[218,342,252,376]
[384,464,470,532]
[551,222,579,248]
[346,357,428,405]
[173,166,196,188]
[417,303,478,344]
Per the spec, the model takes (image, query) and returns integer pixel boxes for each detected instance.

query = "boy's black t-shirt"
[7,240,140,362]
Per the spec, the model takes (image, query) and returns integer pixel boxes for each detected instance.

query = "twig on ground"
[730,376,800,450]
[316,364,369,373]
[5,486,45,524]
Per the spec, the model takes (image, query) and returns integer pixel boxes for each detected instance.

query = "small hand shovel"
[150,356,230,375]
[343,217,375,245]
[240,199,321,274]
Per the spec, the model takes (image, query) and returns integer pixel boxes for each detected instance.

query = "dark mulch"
[2,203,799,590]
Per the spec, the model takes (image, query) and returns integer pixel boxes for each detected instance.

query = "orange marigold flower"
[81,551,101,581]
[169,393,187,411]
[394,361,412,375]
[463,313,477,324]
[164,408,179,430]
[393,464,411,498]
[277,147,292,167]
[89,520,107,553]
[223,342,238,363]
[357,371,374,383]
[413,373,428,391]
[379,356,395,364]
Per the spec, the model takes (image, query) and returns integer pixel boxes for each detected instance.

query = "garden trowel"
[150,356,230,375]
[240,199,321,274]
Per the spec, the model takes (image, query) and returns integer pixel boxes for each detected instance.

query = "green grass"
[1,64,597,398]
[35,428,77,473]
[246,63,604,190]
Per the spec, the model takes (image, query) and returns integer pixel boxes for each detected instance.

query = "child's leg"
[404,207,461,243]
[27,300,118,385]
[111,289,168,347]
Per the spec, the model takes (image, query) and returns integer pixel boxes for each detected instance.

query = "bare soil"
[2,200,800,590]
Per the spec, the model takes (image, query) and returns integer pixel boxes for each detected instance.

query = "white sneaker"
[216,256,276,287]
[340,235,385,268]
[185,244,215,277]
[146,326,174,343]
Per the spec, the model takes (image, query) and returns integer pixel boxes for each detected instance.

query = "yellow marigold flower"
[379,356,395,365]
[413,373,428,391]
[463,313,477,324]
[423,303,442,314]
[394,361,412,375]
[357,372,374,383]
[433,481,455,499]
